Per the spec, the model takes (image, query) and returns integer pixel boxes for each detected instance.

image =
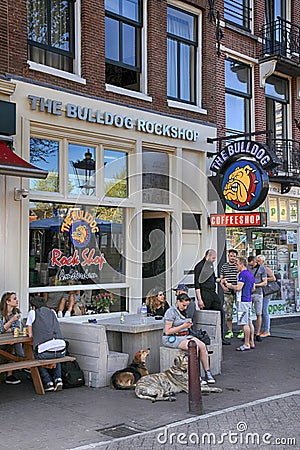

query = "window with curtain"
[27,0,75,73]
[167,6,197,104]
[105,0,142,91]
[224,0,251,30]
[225,57,251,136]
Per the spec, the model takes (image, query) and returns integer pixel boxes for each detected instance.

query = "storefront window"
[226,226,298,313]
[142,151,169,204]
[104,149,128,198]
[269,197,278,222]
[29,202,125,287]
[280,199,288,221]
[289,200,298,223]
[68,144,96,196]
[30,138,59,192]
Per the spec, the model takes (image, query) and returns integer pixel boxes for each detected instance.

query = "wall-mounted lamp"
[14,188,29,201]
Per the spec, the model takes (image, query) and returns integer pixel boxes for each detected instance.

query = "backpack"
[61,359,85,388]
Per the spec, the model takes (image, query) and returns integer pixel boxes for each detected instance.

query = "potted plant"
[91,291,116,313]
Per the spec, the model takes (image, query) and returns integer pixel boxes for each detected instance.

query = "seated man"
[26,297,66,392]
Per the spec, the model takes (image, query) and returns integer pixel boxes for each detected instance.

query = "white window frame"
[105,0,152,101]
[27,0,86,84]
[167,0,206,113]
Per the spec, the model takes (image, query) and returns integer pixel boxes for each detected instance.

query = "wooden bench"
[60,321,129,387]
[160,310,222,376]
[0,356,75,394]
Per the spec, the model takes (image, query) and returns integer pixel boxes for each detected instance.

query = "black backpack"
[61,359,85,389]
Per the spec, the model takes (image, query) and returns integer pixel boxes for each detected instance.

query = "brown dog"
[110,349,150,389]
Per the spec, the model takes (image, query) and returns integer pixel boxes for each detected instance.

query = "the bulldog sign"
[210,140,279,211]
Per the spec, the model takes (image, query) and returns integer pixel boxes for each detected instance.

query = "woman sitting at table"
[145,287,170,317]
[0,291,24,384]
[162,293,215,385]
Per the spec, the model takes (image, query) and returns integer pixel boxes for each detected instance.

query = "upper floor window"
[27,0,75,73]
[224,0,251,31]
[225,58,252,135]
[105,0,142,91]
[167,6,197,104]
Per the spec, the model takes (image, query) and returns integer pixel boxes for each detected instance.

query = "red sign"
[210,212,266,227]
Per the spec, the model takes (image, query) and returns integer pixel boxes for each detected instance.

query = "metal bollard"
[188,340,203,414]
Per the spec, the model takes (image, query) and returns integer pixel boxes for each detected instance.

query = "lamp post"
[72,149,95,194]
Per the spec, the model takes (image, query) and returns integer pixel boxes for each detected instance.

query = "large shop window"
[167,6,197,104]
[104,149,128,198]
[225,57,252,136]
[68,144,96,196]
[142,151,169,204]
[226,227,298,312]
[29,203,126,288]
[30,138,59,192]
[27,0,75,73]
[105,0,142,91]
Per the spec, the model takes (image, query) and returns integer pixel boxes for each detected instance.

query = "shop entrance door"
[142,213,167,300]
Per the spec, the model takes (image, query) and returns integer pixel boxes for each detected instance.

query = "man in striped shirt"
[220,249,239,339]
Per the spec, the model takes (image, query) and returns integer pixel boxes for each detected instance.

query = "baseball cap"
[172,283,188,292]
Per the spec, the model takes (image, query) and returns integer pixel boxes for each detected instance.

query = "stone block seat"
[59,317,129,387]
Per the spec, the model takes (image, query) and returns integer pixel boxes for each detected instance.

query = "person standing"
[226,257,255,351]
[220,249,239,339]
[194,249,230,345]
[247,256,267,342]
[256,255,276,337]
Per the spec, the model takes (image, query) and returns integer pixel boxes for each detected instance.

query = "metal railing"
[261,17,300,63]
[271,139,300,175]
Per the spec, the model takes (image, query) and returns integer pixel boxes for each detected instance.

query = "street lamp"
[72,149,95,194]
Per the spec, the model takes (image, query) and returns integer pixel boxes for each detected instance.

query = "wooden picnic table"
[0,333,74,394]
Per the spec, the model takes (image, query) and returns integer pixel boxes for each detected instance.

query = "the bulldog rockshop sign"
[209,140,279,211]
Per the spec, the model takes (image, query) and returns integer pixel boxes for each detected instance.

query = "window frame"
[105,0,143,91]
[225,57,252,136]
[27,0,83,81]
[167,4,198,105]
[224,0,252,31]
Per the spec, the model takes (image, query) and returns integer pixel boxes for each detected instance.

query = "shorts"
[236,302,252,326]
[252,292,263,315]
[162,335,193,349]
[223,292,235,321]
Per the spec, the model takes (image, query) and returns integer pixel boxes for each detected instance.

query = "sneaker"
[205,370,216,384]
[237,331,244,339]
[200,378,207,386]
[5,375,21,385]
[44,382,54,392]
[54,378,63,392]
[225,330,234,339]
[57,311,63,318]
[256,334,262,342]
[260,331,270,338]
[64,311,71,317]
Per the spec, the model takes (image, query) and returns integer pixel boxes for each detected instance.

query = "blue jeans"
[34,349,66,385]
[262,297,271,333]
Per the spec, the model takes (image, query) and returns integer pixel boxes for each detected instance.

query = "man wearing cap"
[173,283,196,328]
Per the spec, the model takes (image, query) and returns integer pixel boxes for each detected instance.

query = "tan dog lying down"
[135,353,222,401]
[110,349,150,389]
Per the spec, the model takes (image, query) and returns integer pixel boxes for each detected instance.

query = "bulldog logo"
[70,222,91,247]
[223,163,259,208]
